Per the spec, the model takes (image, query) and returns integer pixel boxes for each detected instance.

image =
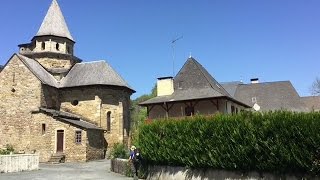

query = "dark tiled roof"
[36,0,74,41]
[60,61,134,91]
[221,81,242,97]
[301,96,320,111]
[16,54,59,87]
[0,65,3,72]
[15,54,134,91]
[233,81,308,112]
[140,58,249,107]
[39,108,104,130]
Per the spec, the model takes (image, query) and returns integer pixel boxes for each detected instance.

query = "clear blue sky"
[0,0,319,99]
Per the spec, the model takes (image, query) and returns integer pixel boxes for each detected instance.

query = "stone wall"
[86,129,105,161]
[30,113,87,162]
[147,165,316,180]
[0,55,42,151]
[59,86,132,149]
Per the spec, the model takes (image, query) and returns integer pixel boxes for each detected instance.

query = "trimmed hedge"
[136,111,320,174]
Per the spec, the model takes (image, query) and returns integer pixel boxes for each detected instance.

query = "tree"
[130,84,157,140]
[311,77,320,95]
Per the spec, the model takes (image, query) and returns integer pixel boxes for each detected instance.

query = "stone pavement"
[0,159,132,180]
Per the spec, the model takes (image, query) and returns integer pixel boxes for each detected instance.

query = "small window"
[71,100,79,106]
[56,43,60,51]
[41,42,45,50]
[107,111,111,132]
[75,130,82,144]
[42,123,46,135]
[185,106,194,116]
[252,97,257,103]
[67,46,70,54]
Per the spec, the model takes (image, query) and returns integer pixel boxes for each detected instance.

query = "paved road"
[0,159,132,180]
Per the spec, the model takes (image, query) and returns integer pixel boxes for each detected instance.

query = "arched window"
[41,42,45,50]
[56,43,60,51]
[107,111,111,132]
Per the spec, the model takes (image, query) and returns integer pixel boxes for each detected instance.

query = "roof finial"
[189,52,192,58]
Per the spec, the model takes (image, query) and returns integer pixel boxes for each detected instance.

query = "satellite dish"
[253,103,261,111]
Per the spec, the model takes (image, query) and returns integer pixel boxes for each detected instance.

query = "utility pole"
[171,36,183,76]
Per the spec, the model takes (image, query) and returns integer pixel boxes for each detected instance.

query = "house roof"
[301,96,320,111]
[59,61,134,91]
[39,108,104,130]
[140,57,249,107]
[35,0,74,41]
[0,65,3,72]
[16,54,58,87]
[231,81,308,112]
[15,54,134,91]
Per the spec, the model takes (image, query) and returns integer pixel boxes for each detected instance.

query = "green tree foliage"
[109,143,128,159]
[137,111,320,174]
[0,144,14,155]
[131,84,157,136]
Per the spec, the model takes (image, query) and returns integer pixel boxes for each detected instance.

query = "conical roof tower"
[35,0,74,41]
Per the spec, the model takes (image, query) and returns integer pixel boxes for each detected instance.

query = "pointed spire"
[36,0,74,41]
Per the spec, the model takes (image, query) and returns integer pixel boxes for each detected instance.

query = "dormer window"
[56,43,60,51]
[41,42,45,50]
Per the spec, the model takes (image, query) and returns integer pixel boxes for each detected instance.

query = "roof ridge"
[16,54,58,87]
[190,58,231,97]
[77,60,106,64]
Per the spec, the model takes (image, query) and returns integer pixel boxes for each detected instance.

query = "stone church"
[0,0,134,162]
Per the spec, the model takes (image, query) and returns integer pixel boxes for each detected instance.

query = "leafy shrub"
[0,144,15,155]
[136,111,320,174]
[109,143,128,159]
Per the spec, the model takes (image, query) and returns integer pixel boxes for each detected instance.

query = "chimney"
[157,77,174,96]
[251,78,259,84]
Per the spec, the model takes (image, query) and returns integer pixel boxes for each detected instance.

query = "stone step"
[48,154,65,164]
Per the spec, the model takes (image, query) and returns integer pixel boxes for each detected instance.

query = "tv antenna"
[171,36,183,76]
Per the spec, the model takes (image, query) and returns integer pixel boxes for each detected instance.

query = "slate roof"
[15,54,134,91]
[16,54,58,87]
[35,0,74,41]
[39,108,104,130]
[230,81,309,112]
[60,61,134,91]
[140,57,249,107]
[301,96,320,111]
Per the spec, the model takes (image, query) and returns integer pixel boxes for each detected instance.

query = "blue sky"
[0,0,319,99]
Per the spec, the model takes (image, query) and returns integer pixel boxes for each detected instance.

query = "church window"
[56,43,60,51]
[107,111,111,132]
[71,100,79,106]
[42,123,46,135]
[41,42,45,50]
[75,130,82,144]
[67,46,70,54]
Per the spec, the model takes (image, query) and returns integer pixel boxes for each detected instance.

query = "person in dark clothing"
[129,145,140,180]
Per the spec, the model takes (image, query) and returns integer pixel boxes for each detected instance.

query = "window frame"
[75,130,82,144]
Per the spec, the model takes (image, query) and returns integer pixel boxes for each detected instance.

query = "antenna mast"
[171,36,183,76]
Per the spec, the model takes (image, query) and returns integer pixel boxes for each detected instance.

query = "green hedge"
[136,111,320,174]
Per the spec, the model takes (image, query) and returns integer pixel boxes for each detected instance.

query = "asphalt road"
[0,159,132,180]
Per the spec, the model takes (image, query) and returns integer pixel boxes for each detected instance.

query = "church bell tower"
[18,0,81,77]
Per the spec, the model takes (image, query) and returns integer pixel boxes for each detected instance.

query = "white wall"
[0,154,39,173]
